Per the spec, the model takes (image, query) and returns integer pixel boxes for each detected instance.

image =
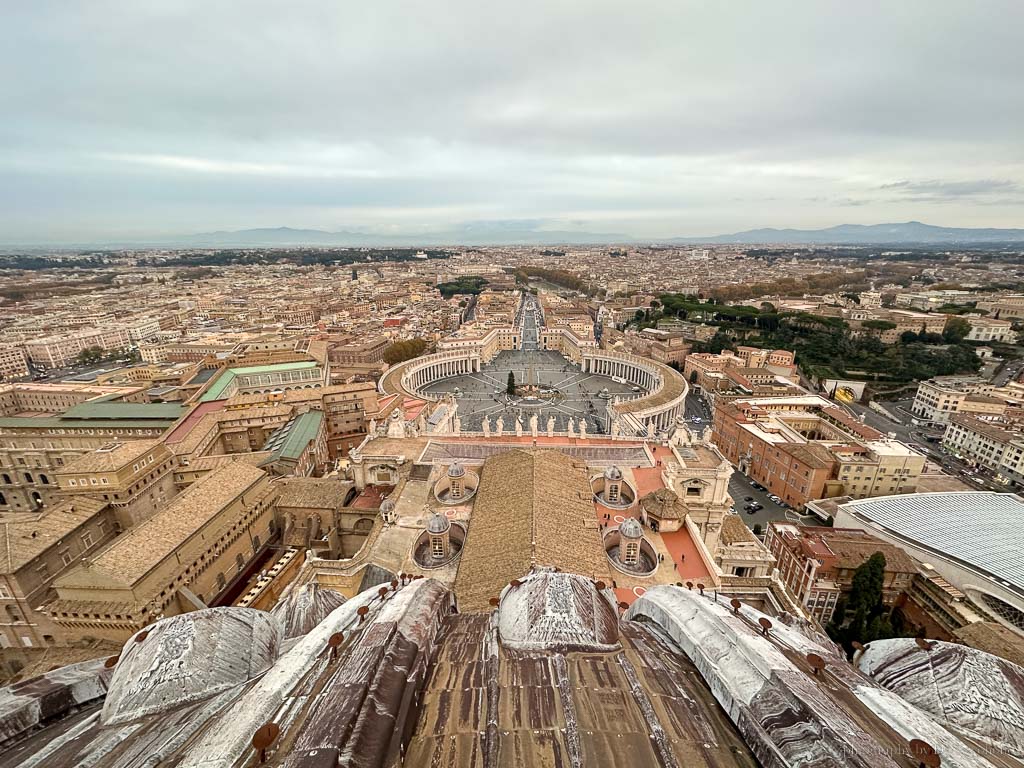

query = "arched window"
[23,473,32,484]
[39,474,49,485]
[30,491,42,507]
[0,493,6,506]
[1,474,9,485]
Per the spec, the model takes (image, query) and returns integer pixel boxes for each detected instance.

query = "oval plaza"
[379,293,688,436]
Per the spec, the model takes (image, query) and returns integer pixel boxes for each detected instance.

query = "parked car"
[744,496,754,502]
[768,494,782,504]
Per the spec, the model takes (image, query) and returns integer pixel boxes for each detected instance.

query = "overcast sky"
[1,1,1022,242]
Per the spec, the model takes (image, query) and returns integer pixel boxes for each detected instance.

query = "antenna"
[251,722,281,764]
[758,617,772,637]
[730,598,742,614]
[357,605,369,623]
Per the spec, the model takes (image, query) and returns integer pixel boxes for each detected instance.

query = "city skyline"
[2,1,1023,242]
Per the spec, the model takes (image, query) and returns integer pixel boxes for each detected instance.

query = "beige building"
[55,439,177,529]
[24,326,132,368]
[910,375,1002,425]
[47,462,277,642]
[0,497,115,655]
[0,346,29,382]
[965,316,1016,343]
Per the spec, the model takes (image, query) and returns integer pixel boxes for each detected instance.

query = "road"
[994,357,1024,386]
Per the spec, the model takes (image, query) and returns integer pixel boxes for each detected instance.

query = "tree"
[382,338,428,365]
[835,552,887,645]
[689,370,698,384]
[943,317,971,343]
[900,330,919,343]
[506,371,516,396]
[752,523,763,537]
[76,346,105,365]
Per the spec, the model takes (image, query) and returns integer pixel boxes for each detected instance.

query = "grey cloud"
[1,0,1023,242]
[880,179,1021,198]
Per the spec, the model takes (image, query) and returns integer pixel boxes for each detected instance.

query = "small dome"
[619,517,643,539]
[426,511,450,534]
[447,462,466,479]
[380,498,396,514]
[604,465,623,481]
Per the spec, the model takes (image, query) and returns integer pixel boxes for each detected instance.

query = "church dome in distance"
[447,461,466,478]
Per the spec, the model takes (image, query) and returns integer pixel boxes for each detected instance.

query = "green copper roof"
[200,361,320,402]
[261,410,324,462]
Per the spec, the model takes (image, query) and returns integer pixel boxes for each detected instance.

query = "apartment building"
[24,326,132,368]
[910,375,1002,425]
[943,414,1024,486]
[0,346,29,382]
[764,522,918,624]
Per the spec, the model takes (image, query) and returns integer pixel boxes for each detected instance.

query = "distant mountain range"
[667,221,1024,245]
[8,220,1024,249]
[168,221,1024,247]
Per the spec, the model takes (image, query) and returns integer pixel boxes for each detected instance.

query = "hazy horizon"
[2,1,1023,243]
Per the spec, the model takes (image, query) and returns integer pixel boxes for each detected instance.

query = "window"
[81,531,94,548]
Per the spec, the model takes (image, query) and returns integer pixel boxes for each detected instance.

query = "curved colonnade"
[379,345,687,434]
